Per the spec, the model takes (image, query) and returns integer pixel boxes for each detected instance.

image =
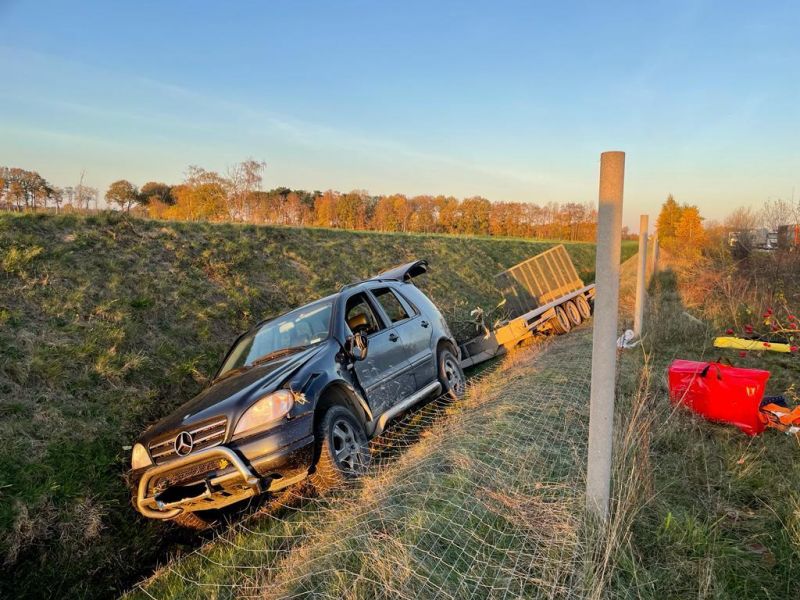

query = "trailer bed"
[459,245,595,368]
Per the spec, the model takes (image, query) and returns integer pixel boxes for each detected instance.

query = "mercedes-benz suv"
[129,260,465,527]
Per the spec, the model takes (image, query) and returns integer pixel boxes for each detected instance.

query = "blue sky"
[1,1,798,229]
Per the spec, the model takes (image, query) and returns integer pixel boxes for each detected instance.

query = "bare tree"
[762,197,798,231]
[227,159,266,221]
[725,206,761,257]
[74,171,98,211]
[51,187,64,213]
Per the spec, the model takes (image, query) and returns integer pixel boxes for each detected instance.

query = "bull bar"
[136,445,262,520]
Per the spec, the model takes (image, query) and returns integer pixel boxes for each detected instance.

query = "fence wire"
[130,323,599,600]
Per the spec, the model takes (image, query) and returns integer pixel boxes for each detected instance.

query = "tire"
[438,347,466,400]
[551,306,572,334]
[171,510,211,530]
[564,300,582,326]
[575,294,592,320]
[311,404,370,489]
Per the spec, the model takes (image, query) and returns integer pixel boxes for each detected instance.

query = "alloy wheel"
[444,356,465,397]
[331,418,367,474]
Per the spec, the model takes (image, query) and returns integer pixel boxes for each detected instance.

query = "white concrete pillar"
[586,151,625,520]
[633,214,649,337]
[652,232,659,278]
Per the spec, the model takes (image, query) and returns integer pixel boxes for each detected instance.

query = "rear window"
[373,288,410,323]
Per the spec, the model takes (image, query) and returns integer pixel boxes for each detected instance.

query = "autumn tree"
[408,196,436,233]
[458,197,491,235]
[166,167,229,221]
[336,191,371,230]
[0,167,55,210]
[140,182,174,206]
[656,195,706,259]
[105,180,139,212]
[313,191,338,227]
[436,196,460,233]
[675,205,705,252]
[370,195,396,231]
[656,194,682,240]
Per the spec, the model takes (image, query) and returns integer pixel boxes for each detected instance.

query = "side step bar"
[369,381,442,437]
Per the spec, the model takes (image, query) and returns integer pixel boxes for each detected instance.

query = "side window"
[344,293,384,336]
[373,288,411,323]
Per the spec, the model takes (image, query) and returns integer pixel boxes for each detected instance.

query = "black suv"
[130,260,465,527]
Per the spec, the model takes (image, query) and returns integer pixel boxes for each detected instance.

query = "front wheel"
[311,405,371,490]
[438,347,466,400]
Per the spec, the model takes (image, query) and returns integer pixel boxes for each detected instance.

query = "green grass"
[603,268,800,598]
[0,211,633,599]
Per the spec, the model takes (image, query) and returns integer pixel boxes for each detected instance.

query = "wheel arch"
[435,336,460,359]
[313,380,371,433]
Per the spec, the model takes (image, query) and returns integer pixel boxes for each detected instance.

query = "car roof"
[241,259,428,338]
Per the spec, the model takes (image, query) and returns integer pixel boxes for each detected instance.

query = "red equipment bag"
[667,359,771,436]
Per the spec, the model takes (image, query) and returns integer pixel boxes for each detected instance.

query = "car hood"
[139,343,328,442]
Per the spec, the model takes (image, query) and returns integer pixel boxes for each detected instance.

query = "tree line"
[111,161,600,240]
[0,166,99,212]
[2,160,605,241]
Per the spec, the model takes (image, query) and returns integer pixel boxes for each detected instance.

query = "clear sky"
[1,1,798,229]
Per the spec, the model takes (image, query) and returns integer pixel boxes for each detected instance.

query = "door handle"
[388,333,399,342]
[420,320,430,328]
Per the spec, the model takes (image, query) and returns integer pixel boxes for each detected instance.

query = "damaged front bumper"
[133,414,314,520]
[137,446,261,519]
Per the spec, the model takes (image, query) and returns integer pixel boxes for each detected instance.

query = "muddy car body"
[129,260,464,525]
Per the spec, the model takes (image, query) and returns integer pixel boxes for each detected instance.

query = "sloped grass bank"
[0,212,633,598]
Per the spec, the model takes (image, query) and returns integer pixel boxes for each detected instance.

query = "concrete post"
[586,151,624,520]
[633,214,649,337]
[652,232,659,278]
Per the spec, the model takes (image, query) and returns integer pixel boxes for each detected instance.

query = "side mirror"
[347,332,369,361]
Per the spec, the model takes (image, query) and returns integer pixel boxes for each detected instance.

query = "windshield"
[217,300,333,378]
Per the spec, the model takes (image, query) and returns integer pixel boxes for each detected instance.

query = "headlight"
[234,390,294,436]
[131,443,152,469]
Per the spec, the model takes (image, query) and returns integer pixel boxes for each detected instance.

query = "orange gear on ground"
[759,403,800,433]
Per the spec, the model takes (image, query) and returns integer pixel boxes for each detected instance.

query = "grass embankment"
[129,323,599,599]
[601,255,800,597]
[0,212,634,599]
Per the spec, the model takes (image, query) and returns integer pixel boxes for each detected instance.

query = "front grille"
[148,417,227,464]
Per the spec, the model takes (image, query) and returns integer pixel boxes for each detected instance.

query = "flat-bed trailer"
[459,244,595,368]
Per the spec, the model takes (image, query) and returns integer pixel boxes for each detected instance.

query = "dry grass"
[593,249,800,598]
[129,329,598,599]
[0,211,634,599]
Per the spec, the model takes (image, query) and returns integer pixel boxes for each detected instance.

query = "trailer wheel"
[551,306,572,334]
[564,300,582,326]
[575,295,592,320]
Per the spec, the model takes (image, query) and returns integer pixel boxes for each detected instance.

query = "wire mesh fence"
[130,324,597,600]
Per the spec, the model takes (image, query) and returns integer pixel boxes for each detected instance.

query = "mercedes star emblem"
[174,431,194,456]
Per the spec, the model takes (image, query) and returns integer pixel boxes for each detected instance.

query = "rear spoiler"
[372,259,428,282]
